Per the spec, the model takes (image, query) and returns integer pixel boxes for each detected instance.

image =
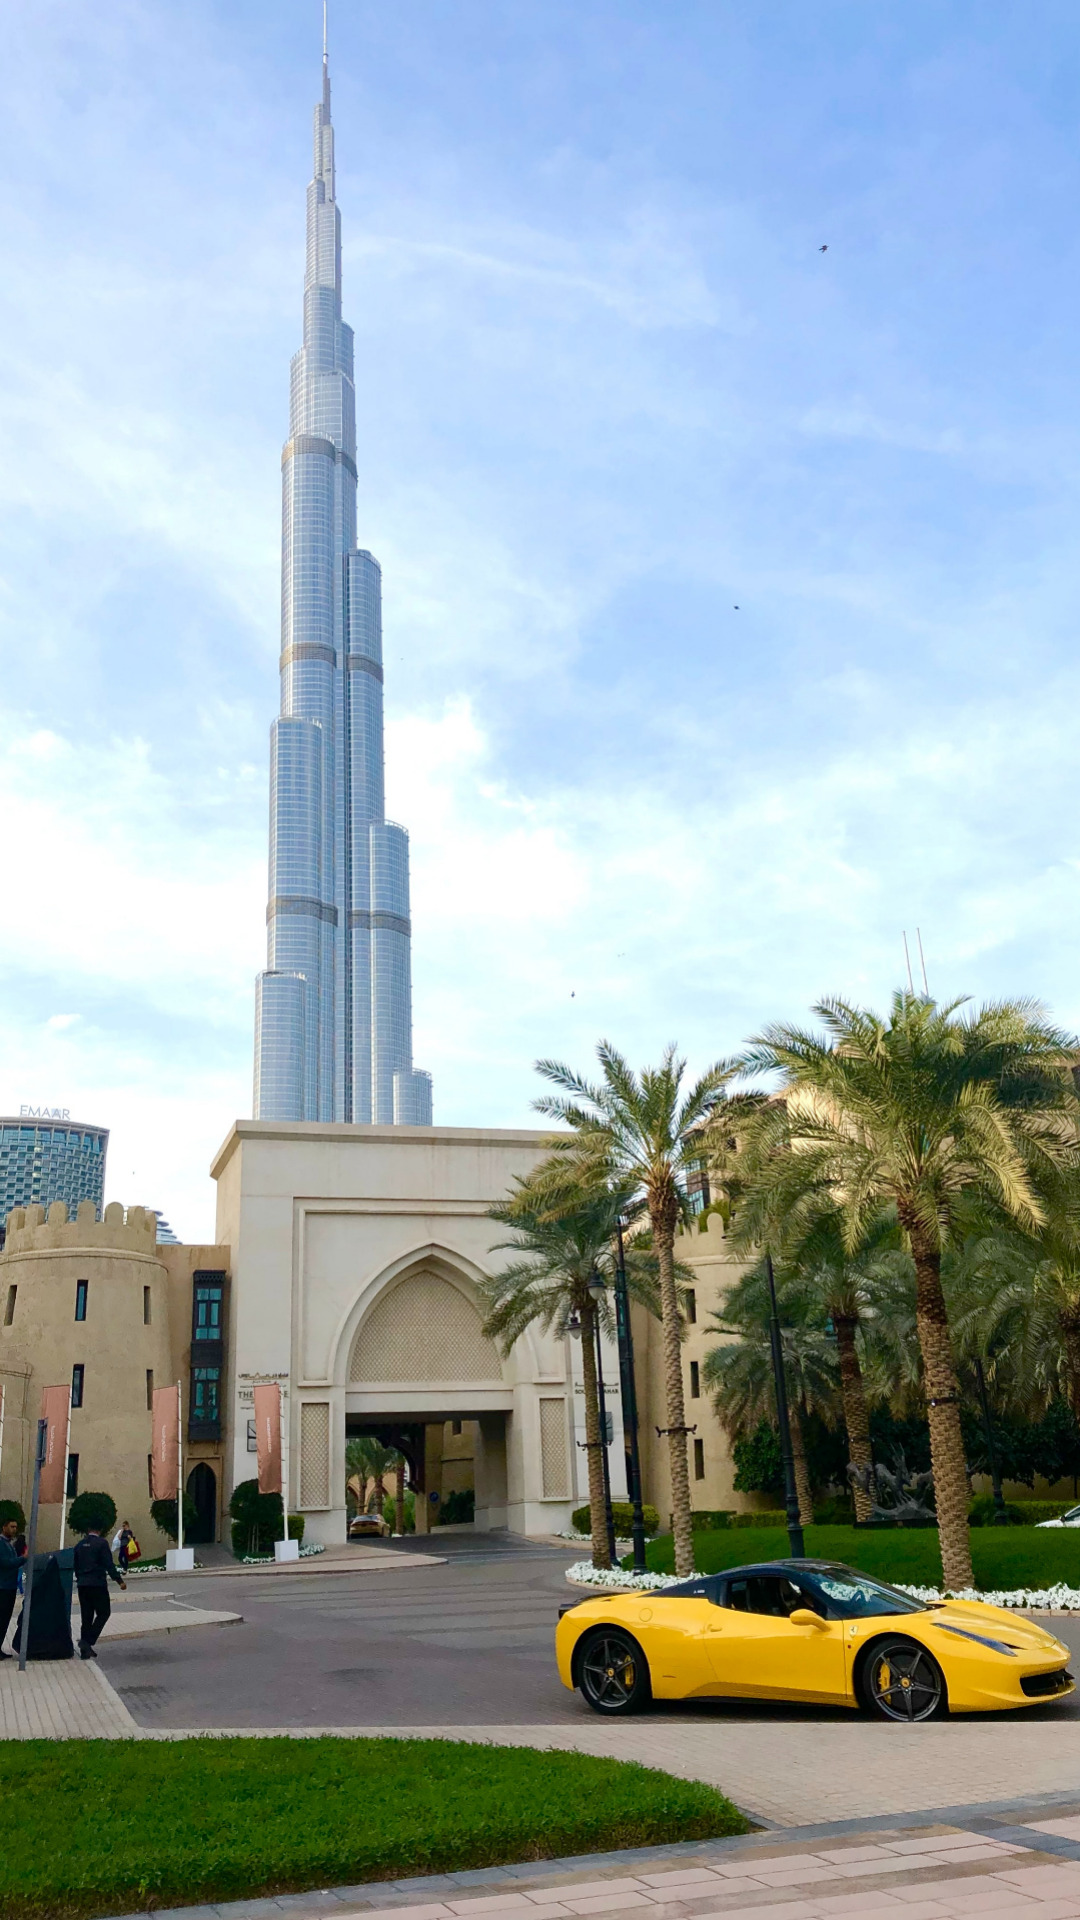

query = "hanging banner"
[151,1384,181,1502]
[254,1382,282,1494]
[39,1385,71,1504]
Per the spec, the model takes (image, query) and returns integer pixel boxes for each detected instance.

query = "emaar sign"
[19,1105,71,1120]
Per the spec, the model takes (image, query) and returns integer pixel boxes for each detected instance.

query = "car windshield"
[800,1566,926,1619]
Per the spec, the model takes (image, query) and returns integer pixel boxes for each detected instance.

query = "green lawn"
[634,1523,1080,1590]
[0,1736,748,1920]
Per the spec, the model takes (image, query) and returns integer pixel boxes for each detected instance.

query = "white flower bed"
[899,1581,1080,1611]
[240,1542,325,1564]
[565,1560,682,1590]
[565,1563,1080,1610]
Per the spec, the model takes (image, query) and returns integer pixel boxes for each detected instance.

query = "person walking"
[72,1524,125,1659]
[116,1522,137,1574]
[0,1518,22,1659]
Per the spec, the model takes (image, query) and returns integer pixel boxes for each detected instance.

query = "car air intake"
[1020,1669,1074,1697]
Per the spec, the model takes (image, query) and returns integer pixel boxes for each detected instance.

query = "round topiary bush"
[0,1500,26,1532]
[150,1495,198,1541]
[67,1491,117,1536]
[228,1478,304,1556]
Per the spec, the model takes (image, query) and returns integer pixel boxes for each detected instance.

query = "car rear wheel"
[861,1636,947,1721]
[578,1628,652,1715]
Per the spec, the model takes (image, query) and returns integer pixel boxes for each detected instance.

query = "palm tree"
[530,1042,733,1578]
[480,1175,660,1570]
[734,992,1077,1590]
[346,1436,401,1521]
[728,1199,907,1520]
[703,1260,838,1524]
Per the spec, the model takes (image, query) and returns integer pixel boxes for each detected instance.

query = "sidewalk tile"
[816,1851,900,1866]
[560,1898,656,1916]
[541,1885,643,1902]
[447,1900,538,1914]
[637,1873,727,1890]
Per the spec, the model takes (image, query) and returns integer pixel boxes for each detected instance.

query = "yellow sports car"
[556,1559,1075,1720]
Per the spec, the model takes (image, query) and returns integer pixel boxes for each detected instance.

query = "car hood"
[924,1600,1068,1657]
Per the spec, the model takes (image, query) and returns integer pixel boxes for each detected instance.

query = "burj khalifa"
[253,42,432,1126]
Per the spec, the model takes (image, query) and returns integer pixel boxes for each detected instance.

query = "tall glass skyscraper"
[254,48,432,1127]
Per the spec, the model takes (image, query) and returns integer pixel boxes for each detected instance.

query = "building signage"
[19,1105,70,1120]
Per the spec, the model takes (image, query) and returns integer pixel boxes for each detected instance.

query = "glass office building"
[0,1117,108,1227]
[254,49,433,1126]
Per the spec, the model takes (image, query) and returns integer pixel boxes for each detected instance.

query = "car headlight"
[936,1623,1019,1656]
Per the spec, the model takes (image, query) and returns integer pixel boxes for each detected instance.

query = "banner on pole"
[38,1385,71,1504]
[254,1382,282,1494]
[151,1385,181,1502]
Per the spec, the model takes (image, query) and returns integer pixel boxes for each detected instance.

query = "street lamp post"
[765,1252,804,1560]
[973,1356,1009,1525]
[613,1219,649,1574]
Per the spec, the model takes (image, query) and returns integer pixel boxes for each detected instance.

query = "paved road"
[98,1533,1080,1731]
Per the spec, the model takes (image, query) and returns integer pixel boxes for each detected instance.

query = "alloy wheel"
[580,1631,645,1713]
[865,1637,945,1721]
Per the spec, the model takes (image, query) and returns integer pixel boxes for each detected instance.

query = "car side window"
[726,1575,815,1617]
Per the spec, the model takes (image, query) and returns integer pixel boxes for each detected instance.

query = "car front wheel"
[578,1628,652,1715]
[860,1636,947,1721]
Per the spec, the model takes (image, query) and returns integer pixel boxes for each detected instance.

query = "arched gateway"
[211,1122,623,1544]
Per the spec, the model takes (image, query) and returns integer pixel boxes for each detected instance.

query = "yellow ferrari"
[556,1559,1075,1720]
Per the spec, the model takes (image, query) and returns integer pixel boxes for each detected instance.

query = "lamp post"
[765,1252,804,1560]
[973,1356,1009,1525]
[587,1272,617,1564]
[614,1218,648,1574]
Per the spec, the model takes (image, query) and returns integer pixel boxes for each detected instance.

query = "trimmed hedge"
[634,1522,1080,1590]
[0,1500,26,1532]
[572,1502,660,1537]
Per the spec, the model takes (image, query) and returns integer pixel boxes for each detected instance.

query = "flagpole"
[176,1380,184,1554]
[19,1419,47,1672]
[57,1395,73,1552]
[281,1384,289,1547]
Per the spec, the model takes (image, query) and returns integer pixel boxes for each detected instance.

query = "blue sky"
[3,1,1080,1237]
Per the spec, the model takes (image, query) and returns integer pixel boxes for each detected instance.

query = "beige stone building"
[0,1127,755,1552]
[633,1210,757,1527]
[0,1200,230,1552]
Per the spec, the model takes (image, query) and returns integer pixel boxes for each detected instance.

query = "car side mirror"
[789,1607,827,1629]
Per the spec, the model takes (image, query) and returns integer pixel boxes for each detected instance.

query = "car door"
[703,1573,848,1703]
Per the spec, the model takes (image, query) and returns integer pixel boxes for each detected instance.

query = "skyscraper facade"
[254,50,432,1127]
[0,1115,108,1228]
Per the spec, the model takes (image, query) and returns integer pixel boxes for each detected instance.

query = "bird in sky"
[819,244,828,252]
[734,605,740,610]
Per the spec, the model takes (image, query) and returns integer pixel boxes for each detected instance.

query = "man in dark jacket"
[72,1527,125,1658]
[0,1518,21,1658]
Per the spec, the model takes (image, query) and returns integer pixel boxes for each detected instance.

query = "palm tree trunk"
[833,1312,874,1523]
[372,1472,386,1518]
[580,1296,612,1569]
[789,1404,814,1527]
[395,1454,406,1537]
[651,1185,695,1578]
[1060,1311,1080,1421]
[904,1217,973,1591]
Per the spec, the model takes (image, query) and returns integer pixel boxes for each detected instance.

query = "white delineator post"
[166,1379,194,1572]
[274,1383,299,1562]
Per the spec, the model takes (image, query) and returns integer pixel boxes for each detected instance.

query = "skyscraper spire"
[253,45,433,1129]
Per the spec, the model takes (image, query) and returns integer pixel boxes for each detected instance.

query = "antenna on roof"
[323,0,328,62]
[916,927,929,996]
[902,932,915,995]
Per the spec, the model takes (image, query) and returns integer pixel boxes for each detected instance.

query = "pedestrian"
[0,1518,22,1659]
[72,1524,125,1659]
[116,1521,137,1573]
